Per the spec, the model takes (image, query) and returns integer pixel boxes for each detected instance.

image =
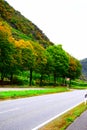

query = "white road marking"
[0,107,20,114]
[32,101,83,130]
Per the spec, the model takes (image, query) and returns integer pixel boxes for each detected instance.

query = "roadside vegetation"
[40,103,87,130]
[0,15,81,87]
[0,87,68,100]
[0,1,87,130]
[70,79,87,89]
[0,78,87,100]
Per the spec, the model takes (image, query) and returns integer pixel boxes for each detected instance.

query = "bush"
[12,77,26,85]
[72,80,87,86]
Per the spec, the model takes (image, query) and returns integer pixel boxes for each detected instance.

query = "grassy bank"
[40,103,87,130]
[71,85,87,89]
[0,87,68,100]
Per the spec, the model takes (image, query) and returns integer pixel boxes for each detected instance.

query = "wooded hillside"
[0,0,82,86]
[80,58,87,78]
[0,0,53,47]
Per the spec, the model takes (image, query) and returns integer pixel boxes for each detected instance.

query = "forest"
[0,0,82,86]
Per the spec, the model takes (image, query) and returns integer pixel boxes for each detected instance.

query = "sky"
[6,0,87,60]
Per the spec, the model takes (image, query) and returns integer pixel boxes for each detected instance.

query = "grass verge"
[39,103,87,130]
[0,87,68,100]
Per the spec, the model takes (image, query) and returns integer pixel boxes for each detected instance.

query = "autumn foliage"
[0,0,82,86]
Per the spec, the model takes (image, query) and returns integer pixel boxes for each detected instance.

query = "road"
[0,90,86,130]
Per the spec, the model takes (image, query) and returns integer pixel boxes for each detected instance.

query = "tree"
[0,20,24,84]
[21,41,35,86]
[32,42,47,86]
[13,39,35,86]
[47,45,69,85]
[67,55,82,87]
[43,50,53,85]
[0,31,15,82]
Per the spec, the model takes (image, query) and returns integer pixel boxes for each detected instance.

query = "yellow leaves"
[69,56,77,71]
[14,39,25,48]
[8,36,15,43]
[0,20,34,53]
[13,39,34,51]
[26,41,34,50]
[9,37,27,49]
[0,21,11,37]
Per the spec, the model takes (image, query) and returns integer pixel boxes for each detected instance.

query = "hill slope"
[80,58,87,77]
[0,0,53,47]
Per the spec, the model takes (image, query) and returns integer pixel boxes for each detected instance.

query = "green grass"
[0,85,87,130]
[40,103,87,130]
[71,80,87,89]
[71,85,87,89]
[12,25,33,41]
[0,87,68,100]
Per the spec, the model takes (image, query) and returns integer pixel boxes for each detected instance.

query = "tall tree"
[0,31,15,82]
[67,55,82,86]
[19,40,35,86]
[47,45,69,85]
[32,42,47,86]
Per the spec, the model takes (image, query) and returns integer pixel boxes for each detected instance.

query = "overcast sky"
[6,0,87,60]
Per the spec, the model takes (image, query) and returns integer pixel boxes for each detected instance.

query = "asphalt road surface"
[0,90,86,130]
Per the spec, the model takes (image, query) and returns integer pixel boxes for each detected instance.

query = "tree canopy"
[0,0,82,86]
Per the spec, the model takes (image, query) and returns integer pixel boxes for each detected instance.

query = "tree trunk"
[48,74,50,85]
[62,77,66,86]
[1,73,4,82]
[54,73,57,86]
[69,78,71,87]
[10,73,13,84]
[40,74,43,86]
[29,68,33,86]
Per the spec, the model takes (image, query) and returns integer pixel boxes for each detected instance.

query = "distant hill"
[0,0,53,47]
[80,58,87,77]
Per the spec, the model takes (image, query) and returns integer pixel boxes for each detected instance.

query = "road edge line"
[32,101,83,130]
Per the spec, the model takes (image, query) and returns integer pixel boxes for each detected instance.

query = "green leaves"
[0,0,51,44]
[46,45,69,84]
[0,1,82,86]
